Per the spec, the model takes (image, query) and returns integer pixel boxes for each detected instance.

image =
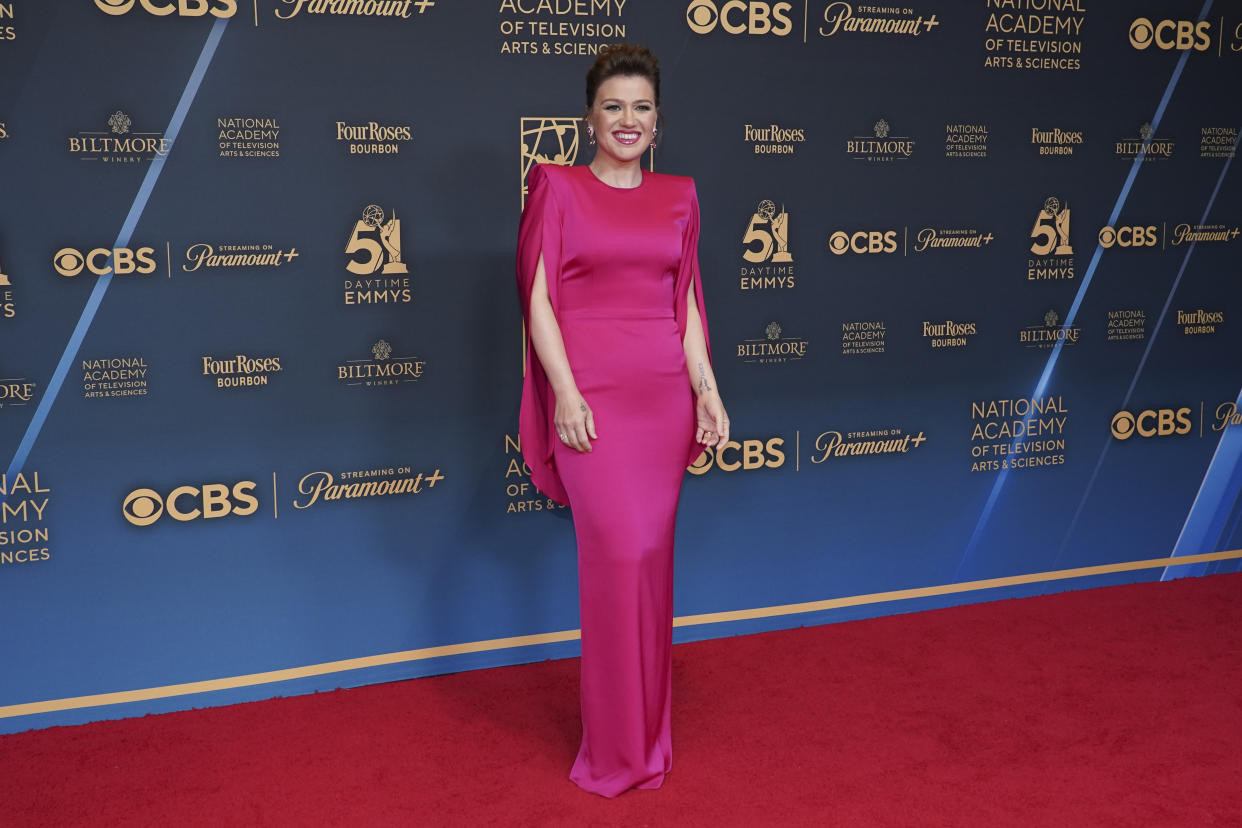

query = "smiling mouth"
[612,131,641,145]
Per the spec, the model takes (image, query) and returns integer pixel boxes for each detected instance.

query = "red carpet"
[2,574,1240,827]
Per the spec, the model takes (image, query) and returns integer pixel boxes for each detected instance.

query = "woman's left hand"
[695,391,730,448]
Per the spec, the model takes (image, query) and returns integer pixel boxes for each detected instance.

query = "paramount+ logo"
[95,0,238,17]
[1110,408,1191,441]
[1128,17,1210,52]
[54,247,157,277]
[686,0,794,36]
[122,482,258,527]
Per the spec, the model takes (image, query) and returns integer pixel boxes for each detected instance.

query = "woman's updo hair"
[585,43,660,108]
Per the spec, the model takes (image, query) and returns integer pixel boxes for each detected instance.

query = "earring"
[587,125,596,146]
[650,126,658,150]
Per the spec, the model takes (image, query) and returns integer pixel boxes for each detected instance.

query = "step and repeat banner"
[2,1,1241,732]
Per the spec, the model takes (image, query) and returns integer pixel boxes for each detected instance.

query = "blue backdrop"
[1,0,1240,733]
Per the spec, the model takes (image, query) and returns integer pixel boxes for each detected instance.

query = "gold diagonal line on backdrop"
[3,549,1239,720]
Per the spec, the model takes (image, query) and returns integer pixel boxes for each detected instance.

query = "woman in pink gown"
[516,44,730,797]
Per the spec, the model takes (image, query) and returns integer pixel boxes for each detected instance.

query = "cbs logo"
[1110,408,1192,440]
[688,437,786,475]
[828,230,898,255]
[1098,226,1158,248]
[1129,18,1211,51]
[123,482,259,526]
[54,247,157,277]
[95,0,238,17]
[686,0,794,36]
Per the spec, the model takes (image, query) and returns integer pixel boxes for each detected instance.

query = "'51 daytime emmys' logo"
[346,205,407,276]
[743,200,791,264]
[94,0,238,17]
[1030,197,1072,256]
[344,204,411,306]
[1026,196,1076,282]
[739,199,794,290]
[0,245,14,321]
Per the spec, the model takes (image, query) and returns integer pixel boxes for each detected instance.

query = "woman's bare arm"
[529,253,597,452]
[682,282,730,447]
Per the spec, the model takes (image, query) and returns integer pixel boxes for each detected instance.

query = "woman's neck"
[588,154,643,189]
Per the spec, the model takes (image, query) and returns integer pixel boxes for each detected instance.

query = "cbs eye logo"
[123,482,259,527]
[1128,17,1211,52]
[688,437,786,475]
[686,0,794,36]
[828,230,898,255]
[95,0,238,17]
[53,247,157,277]
[1110,408,1192,440]
[1098,226,1158,248]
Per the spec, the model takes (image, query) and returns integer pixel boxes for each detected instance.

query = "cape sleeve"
[516,164,570,506]
[673,178,714,467]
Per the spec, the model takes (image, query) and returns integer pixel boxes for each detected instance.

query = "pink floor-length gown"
[516,163,711,797]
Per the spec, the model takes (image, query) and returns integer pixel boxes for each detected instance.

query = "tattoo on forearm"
[697,362,713,392]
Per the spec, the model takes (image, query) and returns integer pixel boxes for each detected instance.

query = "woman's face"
[587,74,657,165]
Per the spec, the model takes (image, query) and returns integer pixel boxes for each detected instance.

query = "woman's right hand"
[553,388,597,453]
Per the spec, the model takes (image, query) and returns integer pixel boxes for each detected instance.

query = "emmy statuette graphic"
[743,200,793,264]
[346,204,409,276]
